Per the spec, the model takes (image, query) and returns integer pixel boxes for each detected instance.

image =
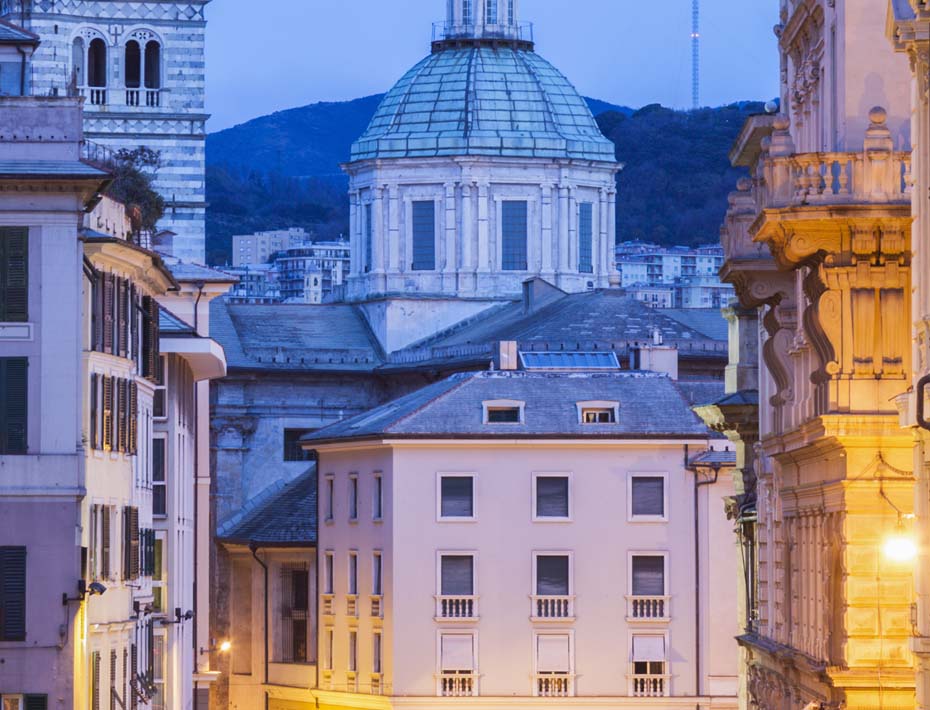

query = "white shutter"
[632,635,665,662]
[536,634,570,673]
[441,634,474,671]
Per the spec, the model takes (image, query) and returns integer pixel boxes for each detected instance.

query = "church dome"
[350,45,616,163]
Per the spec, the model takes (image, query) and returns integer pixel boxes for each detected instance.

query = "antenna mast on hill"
[691,0,700,110]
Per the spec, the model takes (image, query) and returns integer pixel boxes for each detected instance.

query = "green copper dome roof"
[350,47,616,163]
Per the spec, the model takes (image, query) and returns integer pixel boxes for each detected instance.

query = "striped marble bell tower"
[1,0,210,263]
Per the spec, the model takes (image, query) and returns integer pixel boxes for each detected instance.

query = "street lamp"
[883,529,918,563]
[200,639,232,655]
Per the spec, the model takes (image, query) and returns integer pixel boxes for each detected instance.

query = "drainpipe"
[250,544,269,710]
[688,448,720,708]
[191,280,206,709]
[15,46,28,96]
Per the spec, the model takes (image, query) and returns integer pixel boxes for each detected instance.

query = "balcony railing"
[346,594,358,618]
[78,85,164,108]
[530,595,574,620]
[370,594,382,618]
[631,674,668,697]
[321,594,334,616]
[79,86,107,106]
[432,20,533,43]
[535,673,573,697]
[627,595,670,621]
[125,88,162,108]
[435,595,478,620]
[438,672,477,697]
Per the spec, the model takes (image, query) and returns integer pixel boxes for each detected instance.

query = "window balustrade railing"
[435,594,478,620]
[438,672,476,697]
[125,88,162,107]
[530,595,574,620]
[321,594,334,616]
[346,594,358,617]
[79,86,108,106]
[370,594,383,618]
[631,674,667,697]
[535,673,573,697]
[627,595,670,621]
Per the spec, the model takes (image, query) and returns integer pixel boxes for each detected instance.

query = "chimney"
[499,341,518,370]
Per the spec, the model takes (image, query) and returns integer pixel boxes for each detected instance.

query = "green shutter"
[0,546,26,640]
[0,227,28,322]
[0,357,27,454]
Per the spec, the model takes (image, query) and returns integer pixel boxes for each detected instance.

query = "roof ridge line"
[382,371,481,433]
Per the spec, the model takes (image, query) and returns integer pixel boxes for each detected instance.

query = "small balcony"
[631,674,668,697]
[627,595,670,622]
[78,86,107,106]
[370,594,383,618]
[321,594,334,616]
[535,673,573,697]
[530,595,575,621]
[346,594,358,618]
[435,595,478,621]
[125,88,162,108]
[438,672,477,697]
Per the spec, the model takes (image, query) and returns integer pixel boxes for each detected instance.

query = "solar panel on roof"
[519,351,620,370]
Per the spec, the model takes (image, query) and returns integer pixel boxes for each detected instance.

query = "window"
[152,633,166,709]
[348,552,358,595]
[630,555,667,620]
[534,633,573,697]
[348,474,358,521]
[323,551,334,595]
[411,200,436,271]
[152,438,166,517]
[507,0,515,24]
[483,399,524,424]
[152,356,166,420]
[631,635,667,697]
[324,475,334,522]
[486,0,498,24]
[578,203,593,273]
[323,627,334,670]
[88,38,107,88]
[583,408,614,423]
[279,564,310,663]
[630,475,666,520]
[437,553,476,619]
[372,631,382,674]
[438,633,476,696]
[1,696,47,710]
[372,473,383,521]
[438,474,474,520]
[462,0,473,25]
[372,552,382,595]
[231,558,252,675]
[533,475,570,520]
[0,358,27,454]
[535,554,570,595]
[124,40,141,88]
[152,536,164,612]
[501,201,528,270]
[0,227,27,322]
[283,428,316,462]
[348,630,358,672]
[90,651,100,710]
[0,546,26,640]
[144,40,161,89]
[364,203,373,273]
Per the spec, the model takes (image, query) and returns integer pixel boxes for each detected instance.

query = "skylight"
[519,351,620,370]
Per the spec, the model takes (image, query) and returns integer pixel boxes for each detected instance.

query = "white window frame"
[532,550,573,595]
[628,631,671,697]
[323,626,334,671]
[532,472,573,522]
[347,551,358,595]
[576,400,619,424]
[532,630,576,696]
[436,472,477,522]
[435,630,479,696]
[323,550,334,595]
[153,354,167,421]
[436,550,478,597]
[372,551,383,596]
[348,629,358,672]
[372,471,383,522]
[324,474,335,523]
[348,473,359,522]
[372,629,383,675]
[1,696,24,710]
[152,433,168,518]
[482,399,525,424]
[628,551,669,597]
[627,472,669,523]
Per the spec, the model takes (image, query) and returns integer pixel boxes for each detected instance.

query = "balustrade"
[530,595,574,620]
[435,595,477,619]
[438,672,476,697]
[627,595,669,621]
[535,673,573,697]
[632,674,667,697]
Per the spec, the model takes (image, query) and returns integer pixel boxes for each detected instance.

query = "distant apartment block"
[232,228,309,267]
[616,242,732,309]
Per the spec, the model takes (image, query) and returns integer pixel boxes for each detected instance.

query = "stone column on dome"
[477,181,490,274]
[567,185,577,272]
[557,184,569,274]
[461,181,475,293]
[387,183,400,275]
[443,182,457,291]
[373,186,386,292]
[540,183,554,276]
[349,189,360,278]
[607,187,617,280]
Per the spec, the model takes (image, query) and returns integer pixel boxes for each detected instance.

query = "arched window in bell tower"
[144,41,161,89]
[71,37,85,88]
[124,31,163,107]
[125,40,141,88]
[87,38,107,88]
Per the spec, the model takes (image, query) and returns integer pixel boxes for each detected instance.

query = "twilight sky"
[205,0,779,132]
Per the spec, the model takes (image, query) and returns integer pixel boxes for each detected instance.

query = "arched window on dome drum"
[88,39,107,88]
[71,38,85,88]
[486,0,498,25]
[578,203,593,274]
[462,0,473,26]
[501,201,528,271]
[507,0,514,24]
[411,201,436,271]
[144,41,161,89]
[125,40,141,89]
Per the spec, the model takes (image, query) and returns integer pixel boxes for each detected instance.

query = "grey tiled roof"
[689,449,737,467]
[351,47,616,162]
[158,306,195,335]
[0,160,108,177]
[660,309,728,341]
[303,370,712,443]
[675,380,726,408]
[0,19,39,44]
[217,470,317,546]
[165,260,239,283]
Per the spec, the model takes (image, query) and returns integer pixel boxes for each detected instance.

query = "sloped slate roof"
[166,261,239,283]
[217,470,317,546]
[689,449,737,468]
[158,306,195,335]
[0,19,39,44]
[303,370,711,443]
[660,309,729,341]
[351,47,615,162]
[0,160,108,177]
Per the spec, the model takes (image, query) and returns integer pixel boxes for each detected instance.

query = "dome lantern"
[433,0,533,51]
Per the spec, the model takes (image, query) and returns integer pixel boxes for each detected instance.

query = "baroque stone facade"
[1,0,210,263]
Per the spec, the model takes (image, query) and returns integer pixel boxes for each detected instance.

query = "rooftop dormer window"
[577,401,619,424]
[483,400,524,424]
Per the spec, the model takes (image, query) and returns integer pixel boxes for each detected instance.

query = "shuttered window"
[411,200,436,271]
[631,556,665,596]
[91,651,101,710]
[501,200,527,271]
[535,555,569,596]
[129,382,138,454]
[0,227,28,322]
[0,546,26,640]
[440,475,474,519]
[152,438,166,516]
[534,476,569,519]
[102,376,113,451]
[90,373,99,450]
[109,649,117,710]
[141,297,159,381]
[440,555,473,596]
[578,203,593,274]
[103,274,115,354]
[129,644,137,710]
[116,379,126,453]
[0,358,27,454]
[101,507,111,580]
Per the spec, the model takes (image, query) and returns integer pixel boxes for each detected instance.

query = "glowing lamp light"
[883,534,918,563]
[218,640,232,653]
